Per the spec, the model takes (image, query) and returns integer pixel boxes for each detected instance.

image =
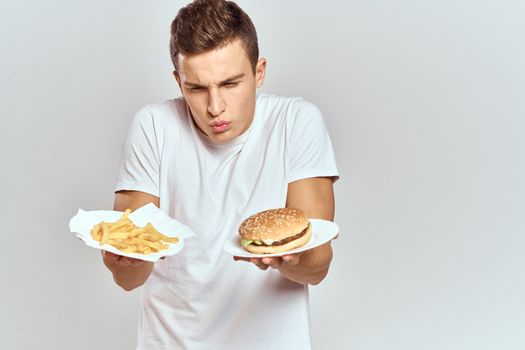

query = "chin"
[209,129,239,143]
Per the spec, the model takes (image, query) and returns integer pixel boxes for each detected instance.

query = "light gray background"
[1,1,524,349]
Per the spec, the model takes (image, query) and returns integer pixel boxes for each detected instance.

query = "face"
[174,39,266,143]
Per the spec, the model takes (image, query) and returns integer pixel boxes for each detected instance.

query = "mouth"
[210,120,231,133]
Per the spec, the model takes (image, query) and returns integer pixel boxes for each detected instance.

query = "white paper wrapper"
[69,203,195,262]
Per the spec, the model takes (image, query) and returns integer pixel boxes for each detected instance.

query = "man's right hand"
[103,251,148,267]
[102,250,155,291]
[101,190,160,291]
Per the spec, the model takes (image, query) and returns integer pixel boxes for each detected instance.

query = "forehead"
[178,39,251,84]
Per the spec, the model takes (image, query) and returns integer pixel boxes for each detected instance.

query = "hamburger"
[238,208,312,254]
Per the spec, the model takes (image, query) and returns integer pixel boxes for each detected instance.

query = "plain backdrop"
[1,1,524,349]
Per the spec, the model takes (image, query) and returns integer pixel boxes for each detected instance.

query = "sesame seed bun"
[242,224,312,254]
[238,208,311,254]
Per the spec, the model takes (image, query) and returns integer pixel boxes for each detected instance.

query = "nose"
[207,88,226,117]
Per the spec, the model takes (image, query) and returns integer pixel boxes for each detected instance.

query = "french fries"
[90,209,179,255]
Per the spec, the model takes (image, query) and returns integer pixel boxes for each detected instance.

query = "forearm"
[278,242,333,285]
[280,177,335,284]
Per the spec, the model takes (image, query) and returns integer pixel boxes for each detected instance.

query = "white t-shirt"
[116,93,339,350]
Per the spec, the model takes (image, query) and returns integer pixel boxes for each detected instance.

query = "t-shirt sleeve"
[115,107,161,197]
[286,100,339,184]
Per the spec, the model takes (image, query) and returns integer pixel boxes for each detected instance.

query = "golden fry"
[147,223,179,243]
[89,209,179,255]
[100,224,110,245]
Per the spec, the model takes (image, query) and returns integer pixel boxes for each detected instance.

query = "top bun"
[239,208,309,241]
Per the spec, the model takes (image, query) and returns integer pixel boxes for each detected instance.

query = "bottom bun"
[243,225,312,254]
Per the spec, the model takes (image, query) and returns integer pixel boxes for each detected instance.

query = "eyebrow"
[184,73,245,88]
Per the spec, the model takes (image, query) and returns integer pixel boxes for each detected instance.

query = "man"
[102,0,339,349]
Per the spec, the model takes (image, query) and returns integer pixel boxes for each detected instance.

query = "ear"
[255,58,267,88]
[173,70,182,91]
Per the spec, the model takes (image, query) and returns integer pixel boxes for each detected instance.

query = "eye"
[223,82,239,88]
[190,87,203,92]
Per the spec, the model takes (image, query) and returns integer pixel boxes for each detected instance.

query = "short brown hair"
[169,0,259,73]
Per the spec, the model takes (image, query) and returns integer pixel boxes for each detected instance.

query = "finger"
[250,258,269,270]
[270,260,283,269]
[130,259,145,267]
[253,261,269,270]
[262,257,282,269]
[103,251,120,263]
[233,256,251,262]
[116,258,132,267]
[281,254,300,266]
[261,257,272,265]
[250,258,264,268]
[116,256,135,266]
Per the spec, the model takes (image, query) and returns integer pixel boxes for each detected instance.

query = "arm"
[101,190,160,291]
[279,176,335,284]
[234,176,336,285]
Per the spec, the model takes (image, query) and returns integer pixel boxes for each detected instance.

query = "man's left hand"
[233,253,304,270]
